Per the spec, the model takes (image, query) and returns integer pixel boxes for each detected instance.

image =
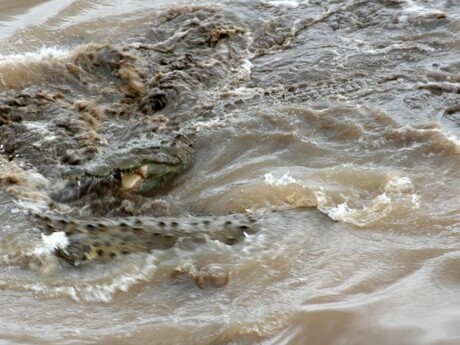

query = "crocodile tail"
[30,212,90,235]
[30,211,261,267]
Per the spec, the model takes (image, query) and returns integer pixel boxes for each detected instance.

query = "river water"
[0,0,459,344]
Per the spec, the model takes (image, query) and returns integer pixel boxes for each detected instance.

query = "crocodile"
[32,212,259,268]
[0,6,262,271]
[2,1,452,272]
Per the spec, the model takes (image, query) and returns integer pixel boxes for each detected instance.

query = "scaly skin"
[32,212,259,267]
[0,7,259,269]
[61,131,194,195]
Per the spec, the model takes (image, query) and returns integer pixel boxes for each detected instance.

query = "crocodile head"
[61,131,194,195]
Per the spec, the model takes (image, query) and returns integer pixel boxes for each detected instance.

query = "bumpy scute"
[32,212,259,267]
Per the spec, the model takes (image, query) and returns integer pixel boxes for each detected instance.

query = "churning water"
[0,0,459,344]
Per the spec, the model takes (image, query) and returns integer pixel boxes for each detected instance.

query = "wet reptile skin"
[32,212,259,267]
[60,131,195,196]
[0,7,264,268]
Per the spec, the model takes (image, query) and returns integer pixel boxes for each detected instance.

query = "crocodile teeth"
[138,164,149,178]
[121,172,144,190]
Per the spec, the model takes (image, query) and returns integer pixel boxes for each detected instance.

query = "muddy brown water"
[0,0,459,344]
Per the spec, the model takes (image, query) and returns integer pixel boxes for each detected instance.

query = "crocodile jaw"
[120,163,185,195]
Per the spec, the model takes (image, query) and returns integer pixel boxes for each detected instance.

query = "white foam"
[382,176,414,194]
[0,46,69,66]
[320,173,421,226]
[32,232,69,256]
[238,59,253,78]
[325,194,393,226]
[23,122,57,141]
[411,194,420,209]
[402,0,441,15]
[446,134,460,153]
[225,86,264,98]
[194,118,222,131]
[364,43,434,55]
[263,0,299,8]
[264,172,298,186]
[326,202,352,221]
[262,172,319,208]
[398,0,446,22]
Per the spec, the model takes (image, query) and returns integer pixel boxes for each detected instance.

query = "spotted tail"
[31,212,259,267]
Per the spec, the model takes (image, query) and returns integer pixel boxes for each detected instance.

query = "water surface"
[0,0,459,344]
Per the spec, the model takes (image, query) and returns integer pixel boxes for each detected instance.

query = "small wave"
[380,175,415,195]
[322,175,419,227]
[0,47,70,89]
[263,172,318,208]
[3,254,159,303]
[0,47,69,65]
[324,194,393,227]
[263,169,420,227]
[387,125,460,154]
